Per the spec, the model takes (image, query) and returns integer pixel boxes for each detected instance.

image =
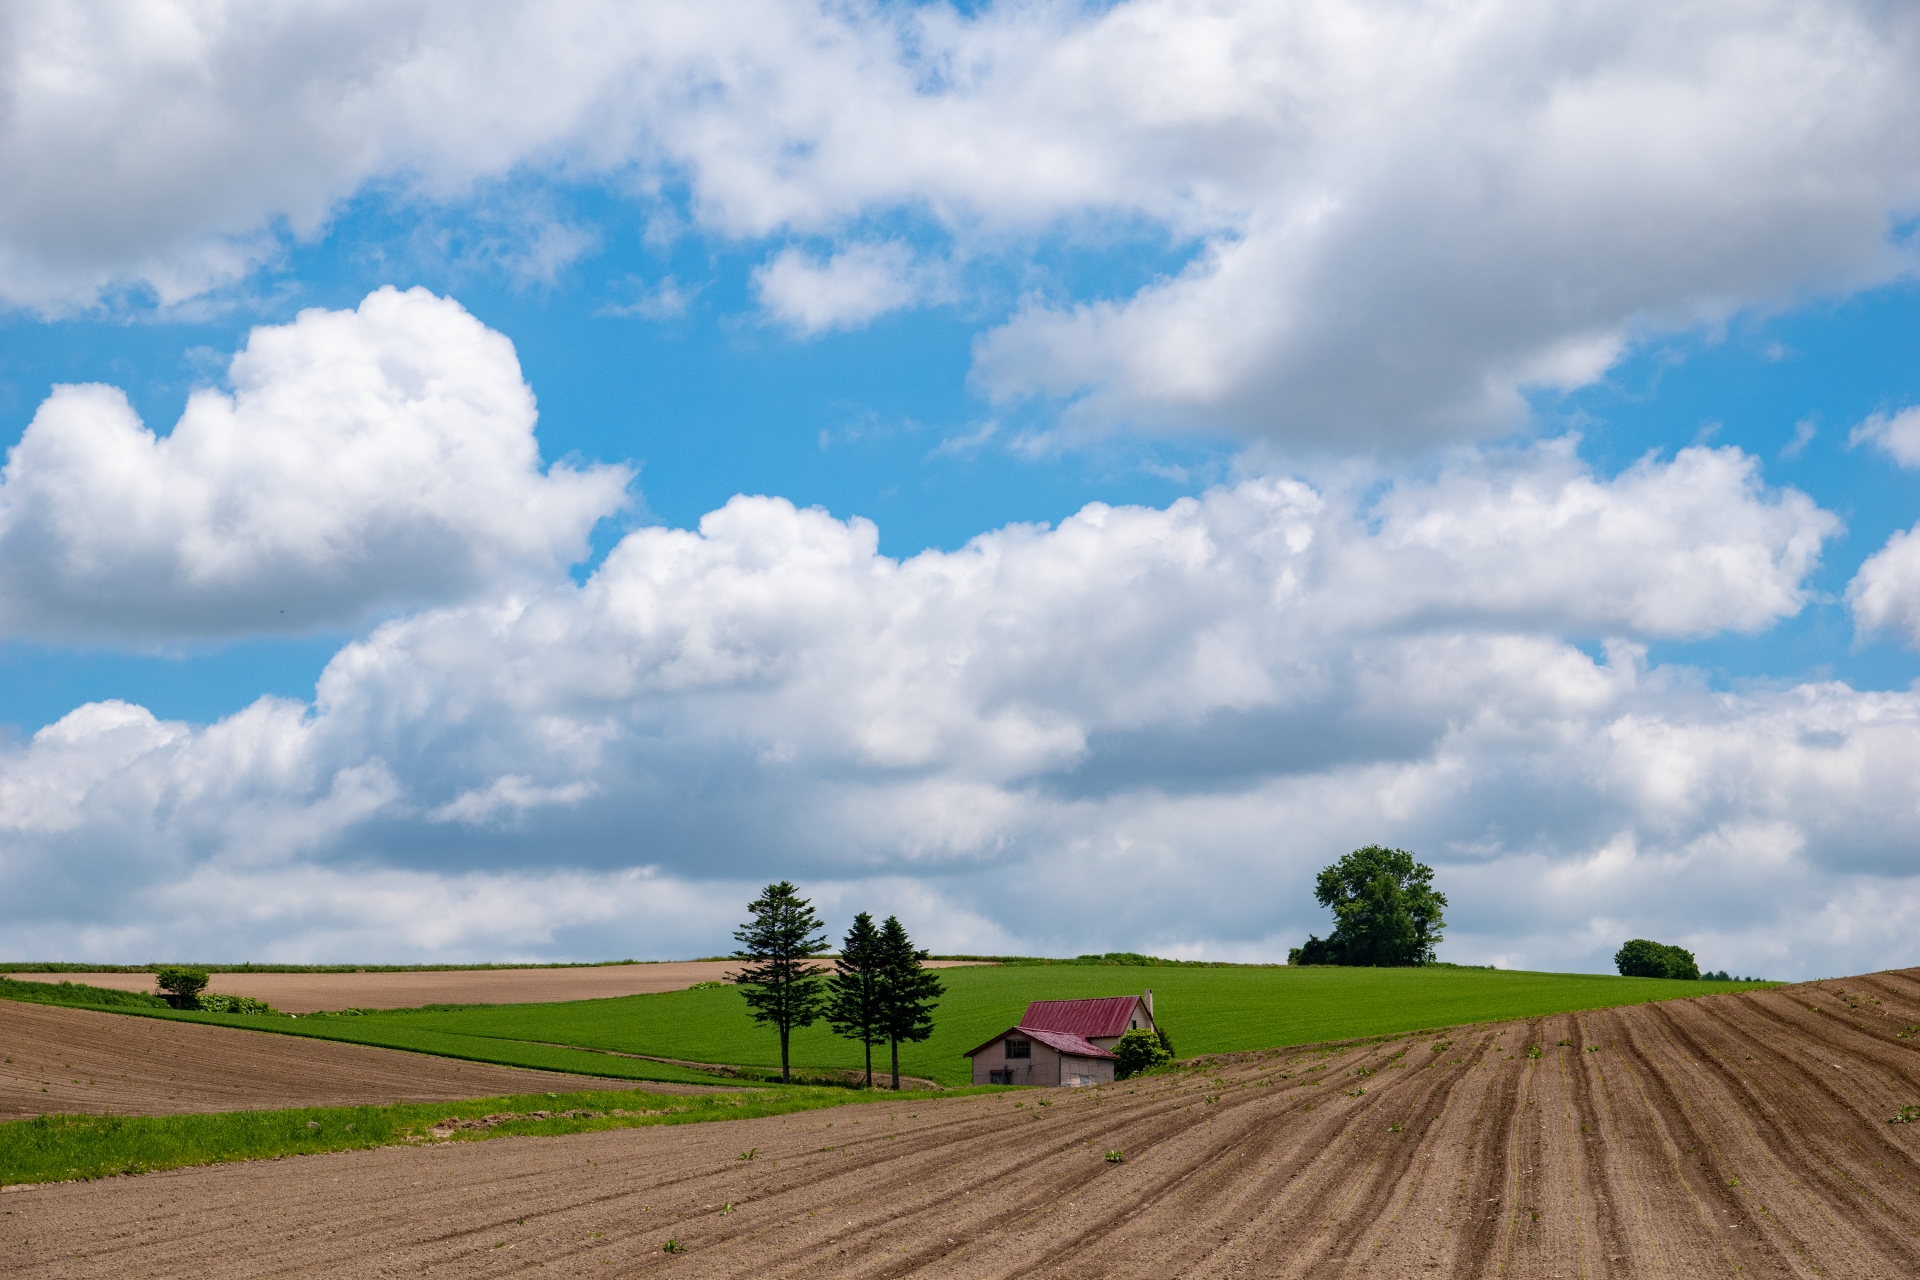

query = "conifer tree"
[824,912,886,1088]
[875,915,943,1090]
[730,881,830,1082]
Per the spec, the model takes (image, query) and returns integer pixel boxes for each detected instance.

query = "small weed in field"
[718,1202,734,1215]
[1896,1024,1918,1039]
[737,1147,756,1161]
[1556,1039,1571,1047]
[1354,1066,1373,1077]
[1346,1088,1365,1097]
[1888,1105,1920,1125]
[1388,1122,1403,1132]
[1585,1046,1599,1053]
[662,1238,687,1253]
[1104,1149,1124,1162]
[1525,1045,1542,1059]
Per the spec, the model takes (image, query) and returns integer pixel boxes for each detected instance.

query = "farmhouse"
[964,990,1158,1087]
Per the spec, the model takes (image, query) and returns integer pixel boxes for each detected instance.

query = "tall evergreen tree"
[730,881,830,1082]
[824,912,886,1088]
[875,915,943,1091]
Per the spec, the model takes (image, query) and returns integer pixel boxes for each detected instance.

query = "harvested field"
[3,960,987,1013]
[6,971,1918,1277]
[0,1003,708,1121]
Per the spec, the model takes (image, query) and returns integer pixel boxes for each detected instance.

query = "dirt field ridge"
[5,973,1919,1277]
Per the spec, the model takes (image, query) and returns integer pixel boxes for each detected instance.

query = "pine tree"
[730,881,830,1082]
[875,915,943,1091]
[824,912,886,1088]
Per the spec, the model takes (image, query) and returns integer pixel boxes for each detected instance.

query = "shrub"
[193,993,278,1015]
[1113,1028,1172,1080]
[1613,940,1698,980]
[1288,934,1346,966]
[154,967,210,1009]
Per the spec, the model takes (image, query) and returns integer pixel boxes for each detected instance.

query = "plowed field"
[6,972,1918,1278]
[0,1003,692,1120]
[5,961,985,1012]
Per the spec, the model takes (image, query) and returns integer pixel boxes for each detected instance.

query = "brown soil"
[6,971,1918,1277]
[4,960,987,1013]
[0,1003,711,1121]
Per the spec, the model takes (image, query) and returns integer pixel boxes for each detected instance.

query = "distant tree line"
[1289,845,1447,967]
[730,881,943,1089]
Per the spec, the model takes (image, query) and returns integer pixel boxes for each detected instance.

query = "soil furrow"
[9,972,1920,1278]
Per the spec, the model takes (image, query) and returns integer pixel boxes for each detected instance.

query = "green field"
[105,963,1771,1088]
[0,1082,979,1187]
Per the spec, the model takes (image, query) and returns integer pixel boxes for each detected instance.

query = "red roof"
[962,1025,1118,1061]
[1019,995,1149,1040]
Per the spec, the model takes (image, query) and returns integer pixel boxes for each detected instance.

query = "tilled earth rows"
[5,973,1919,1278]
[0,1003,663,1119]
[3,961,988,1013]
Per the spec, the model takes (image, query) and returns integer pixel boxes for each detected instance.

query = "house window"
[1005,1037,1031,1059]
[1130,1019,1138,1029]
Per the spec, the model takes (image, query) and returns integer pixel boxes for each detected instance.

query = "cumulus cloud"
[3,3,1917,443]
[1847,525,1920,648]
[7,441,1898,978]
[1849,406,1920,468]
[0,287,630,642]
[753,242,937,334]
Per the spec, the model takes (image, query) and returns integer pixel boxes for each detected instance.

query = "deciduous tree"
[1312,846,1447,967]
[155,966,209,1010]
[1614,938,1699,980]
[730,881,830,1082]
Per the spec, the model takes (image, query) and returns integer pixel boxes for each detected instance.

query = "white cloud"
[0,287,630,642]
[2,3,1916,442]
[6,441,1898,979]
[753,242,936,334]
[600,275,697,320]
[1847,525,1920,648]
[1848,406,1920,468]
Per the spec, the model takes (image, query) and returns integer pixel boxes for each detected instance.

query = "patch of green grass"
[105,963,1773,1088]
[0,975,169,1010]
[0,1083,994,1187]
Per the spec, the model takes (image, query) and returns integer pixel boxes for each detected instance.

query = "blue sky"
[2,1,1918,976]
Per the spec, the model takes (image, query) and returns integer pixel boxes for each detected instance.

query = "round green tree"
[1312,845,1447,967]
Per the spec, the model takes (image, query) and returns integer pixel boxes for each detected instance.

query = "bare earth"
[4,960,987,1013]
[6,970,1918,1277]
[0,1003,703,1121]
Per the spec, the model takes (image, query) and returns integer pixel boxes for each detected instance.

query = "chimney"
[1144,987,1154,1020]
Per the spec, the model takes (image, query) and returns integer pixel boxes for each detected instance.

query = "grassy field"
[0,1082,984,1187]
[110,963,1772,1088]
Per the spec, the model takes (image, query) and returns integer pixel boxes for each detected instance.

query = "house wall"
[971,1035,1062,1086]
[1059,1054,1115,1087]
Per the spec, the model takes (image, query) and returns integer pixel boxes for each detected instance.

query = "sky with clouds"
[2,0,1918,977]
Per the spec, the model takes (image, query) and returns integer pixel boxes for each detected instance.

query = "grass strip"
[0,1083,996,1187]
[0,976,169,1010]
